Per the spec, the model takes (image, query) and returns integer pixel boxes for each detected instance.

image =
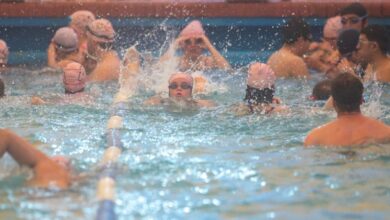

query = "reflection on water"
[1,67,390,220]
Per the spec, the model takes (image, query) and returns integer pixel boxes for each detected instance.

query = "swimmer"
[31,62,90,105]
[340,3,368,32]
[233,62,287,115]
[0,39,9,69]
[310,79,332,101]
[267,17,312,78]
[305,73,390,147]
[305,16,342,73]
[84,19,120,82]
[0,129,70,188]
[159,20,230,72]
[356,25,390,83]
[325,29,363,78]
[144,72,215,109]
[69,10,96,55]
[47,27,82,69]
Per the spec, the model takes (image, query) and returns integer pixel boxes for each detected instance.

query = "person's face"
[296,36,312,56]
[356,34,375,63]
[87,35,113,55]
[182,37,203,57]
[323,36,338,50]
[168,79,193,99]
[341,14,366,32]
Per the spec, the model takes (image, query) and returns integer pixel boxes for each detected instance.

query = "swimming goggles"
[184,38,203,46]
[168,82,193,90]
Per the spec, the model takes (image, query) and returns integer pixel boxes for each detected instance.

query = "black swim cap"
[244,85,275,105]
[337,29,360,56]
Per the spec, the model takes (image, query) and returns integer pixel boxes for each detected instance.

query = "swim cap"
[337,29,360,56]
[62,62,87,93]
[52,27,79,52]
[87,19,115,43]
[323,16,342,39]
[179,20,205,38]
[168,72,194,86]
[70,10,95,34]
[247,62,276,90]
[0,39,9,64]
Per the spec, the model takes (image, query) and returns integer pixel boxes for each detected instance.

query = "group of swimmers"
[1,2,390,189]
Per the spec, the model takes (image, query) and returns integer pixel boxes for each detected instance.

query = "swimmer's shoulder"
[144,96,163,106]
[196,99,216,108]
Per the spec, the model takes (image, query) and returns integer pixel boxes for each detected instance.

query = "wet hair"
[361,25,390,55]
[340,3,368,18]
[282,17,311,44]
[244,85,274,105]
[312,80,332,100]
[337,29,360,57]
[331,73,363,112]
[0,78,4,98]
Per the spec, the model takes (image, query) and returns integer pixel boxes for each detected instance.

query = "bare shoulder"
[304,122,332,147]
[144,96,163,106]
[196,99,216,108]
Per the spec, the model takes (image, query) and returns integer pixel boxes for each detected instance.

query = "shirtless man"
[160,20,230,72]
[0,129,70,188]
[356,25,390,83]
[305,73,390,147]
[0,39,8,68]
[267,17,312,78]
[84,19,120,82]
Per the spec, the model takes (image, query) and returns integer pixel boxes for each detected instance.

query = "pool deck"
[0,1,389,18]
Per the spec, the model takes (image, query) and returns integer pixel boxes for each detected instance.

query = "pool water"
[1,66,390,220]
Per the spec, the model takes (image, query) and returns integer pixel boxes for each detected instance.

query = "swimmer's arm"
[144,96,162,106]
[323,96,334,111]
[47,42,59,68]
[197,99,216,108]
[201,35,231,70]
[31,96,46,105]
[0,129,70,188]
[88,52,120,82]
[159,36,187,63]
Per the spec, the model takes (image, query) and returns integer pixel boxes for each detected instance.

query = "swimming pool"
[1,61,390,219]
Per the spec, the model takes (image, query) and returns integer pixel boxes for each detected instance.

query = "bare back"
[305,114,390,147]
[267,48,309,78]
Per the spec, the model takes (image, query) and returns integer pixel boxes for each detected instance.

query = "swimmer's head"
[337,29,360,59]
[180,20,205,39]
[323,16,342,49]
[0,39,9,65]
[331,73,363,113]
[311,79,332,101]
[0,78,4,98]
[52,27,79,53]
[69,10,96,38]
[340,3,368,32]
[62,62,87,94]
[282,17,312,55]
[86,19,115,53]
[245,63,276,105]
[168,72,193,99]
[179,20,206,56]
[357,25,390,63]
